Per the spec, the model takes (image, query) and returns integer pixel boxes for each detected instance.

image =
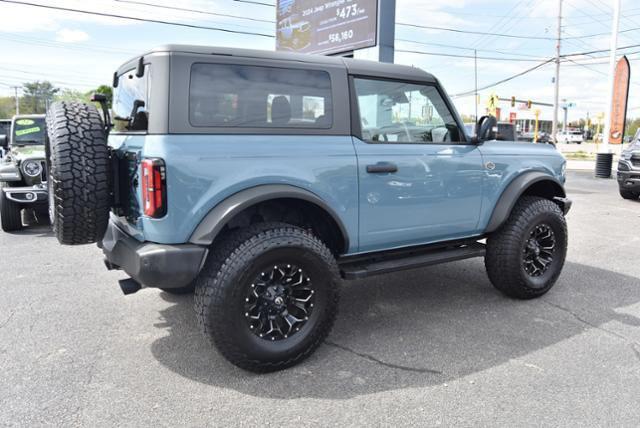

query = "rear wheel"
[194,223,340,372]
[619,188,639,200]
[46,101,111,245]
[485,196,567,299]
[0,182,23,232]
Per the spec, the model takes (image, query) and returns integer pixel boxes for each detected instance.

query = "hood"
[10,144,45,162]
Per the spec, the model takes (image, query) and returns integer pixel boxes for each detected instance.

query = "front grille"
[631,158,640,168]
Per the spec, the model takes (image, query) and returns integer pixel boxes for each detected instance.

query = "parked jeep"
[617,129,640,200]
[0,114,48,231]
[46,45,571,372]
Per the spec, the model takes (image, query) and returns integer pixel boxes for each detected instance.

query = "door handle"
[366,162,398,173]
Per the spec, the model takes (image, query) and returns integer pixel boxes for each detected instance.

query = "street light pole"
[601,0,621,153]
[11,86,20,115]
[552,0,563,143]
[474,49,478,122]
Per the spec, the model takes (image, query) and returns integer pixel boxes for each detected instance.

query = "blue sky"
[1,0,638,123]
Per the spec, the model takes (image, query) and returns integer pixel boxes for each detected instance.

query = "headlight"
[22,160,43,177]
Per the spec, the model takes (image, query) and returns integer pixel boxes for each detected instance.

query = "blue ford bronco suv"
[46,45,570,372]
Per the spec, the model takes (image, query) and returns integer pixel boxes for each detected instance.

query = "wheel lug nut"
[245,312,249,317]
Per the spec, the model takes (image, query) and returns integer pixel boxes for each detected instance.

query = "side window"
[189,63,332,129]
[112,66,150,132]
[353,78,462,143]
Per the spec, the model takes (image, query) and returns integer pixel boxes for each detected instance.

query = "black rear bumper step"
[339,242,486,280]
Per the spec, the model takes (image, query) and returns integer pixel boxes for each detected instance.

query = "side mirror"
[475,115,497,143]
[0,134,7,149]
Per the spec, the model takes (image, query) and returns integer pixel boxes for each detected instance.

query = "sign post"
[534,109,540,143]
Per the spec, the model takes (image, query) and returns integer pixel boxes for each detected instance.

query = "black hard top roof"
[123,44,437,83]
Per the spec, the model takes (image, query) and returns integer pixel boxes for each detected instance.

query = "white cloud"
[55,28,89,43]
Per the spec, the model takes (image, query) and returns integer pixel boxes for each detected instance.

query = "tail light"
[141,158,167,218]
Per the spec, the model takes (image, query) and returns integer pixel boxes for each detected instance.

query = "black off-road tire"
[619,188,639,200]
[46,101,110,245]
[485,196,568,299]
[194,223,340,372]
[0,182,23,232]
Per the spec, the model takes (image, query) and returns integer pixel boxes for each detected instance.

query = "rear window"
[189,63,333,129]
[112,66,149,132]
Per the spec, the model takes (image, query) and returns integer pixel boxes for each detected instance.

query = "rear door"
[350,77,484,252]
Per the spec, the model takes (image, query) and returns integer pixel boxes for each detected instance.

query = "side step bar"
[339,242,486,280]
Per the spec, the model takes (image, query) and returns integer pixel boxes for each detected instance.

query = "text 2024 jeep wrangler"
[46,45,571,372]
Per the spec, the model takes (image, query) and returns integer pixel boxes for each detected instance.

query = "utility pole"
[474,49,478,123]
[552,0,563,143]
[11,86,20,115]
[602,0,621,152]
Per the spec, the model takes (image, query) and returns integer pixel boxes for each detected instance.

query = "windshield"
[12,117,46,145]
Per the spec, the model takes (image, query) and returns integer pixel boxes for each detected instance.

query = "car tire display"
[46,101,111,245]
[619,189,639,200]
[194,222,340,372]
[485,196,568,299]
[0,182,23,232]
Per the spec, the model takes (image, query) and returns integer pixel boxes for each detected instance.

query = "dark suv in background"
[618,131,640,200]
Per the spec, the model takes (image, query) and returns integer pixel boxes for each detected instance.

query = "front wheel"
[194,223,340,372]
[0,182,23,232]
[485,196,568,299]
[619,188,639,200]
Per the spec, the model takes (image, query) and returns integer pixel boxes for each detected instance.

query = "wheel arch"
[485,171,566,233]
[189,184,350,254]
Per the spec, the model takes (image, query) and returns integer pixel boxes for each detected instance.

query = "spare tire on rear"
[46,101,111,245]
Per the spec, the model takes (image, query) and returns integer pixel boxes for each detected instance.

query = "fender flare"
[188,184,350,252]
[485,171,566,233]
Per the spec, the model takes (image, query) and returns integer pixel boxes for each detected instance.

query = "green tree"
[91,85,113,108]
[0,96,15,119]
[21,81,60,114]
[55,88,88,103]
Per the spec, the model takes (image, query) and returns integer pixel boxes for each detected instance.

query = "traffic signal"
[527,100,532,109]
[511,96,516,107]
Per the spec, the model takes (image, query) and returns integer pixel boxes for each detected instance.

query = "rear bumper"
[100,219,207,289]
[1,184,47,204]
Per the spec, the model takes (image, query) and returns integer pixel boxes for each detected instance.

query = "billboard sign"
[276,0,378,55]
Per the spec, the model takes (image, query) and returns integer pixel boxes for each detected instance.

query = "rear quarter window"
[189,63,333,129]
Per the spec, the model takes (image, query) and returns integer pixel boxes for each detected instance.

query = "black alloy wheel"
[522,223,556,277]
[244,264,315,341]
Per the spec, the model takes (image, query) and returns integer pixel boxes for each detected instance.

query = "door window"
[353,78,462,143]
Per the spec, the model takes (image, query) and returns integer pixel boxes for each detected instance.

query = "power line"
[232,0,275,6]
[396,49,546,62]
[113,0,275,23]
[395,38,547,58]
[0,0,275,38]
[396,22,556,40]
[451,59,555,98]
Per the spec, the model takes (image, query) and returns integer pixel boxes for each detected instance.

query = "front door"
[351,77,484,252]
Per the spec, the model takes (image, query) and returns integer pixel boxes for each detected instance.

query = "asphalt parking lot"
[1,170,639,426]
